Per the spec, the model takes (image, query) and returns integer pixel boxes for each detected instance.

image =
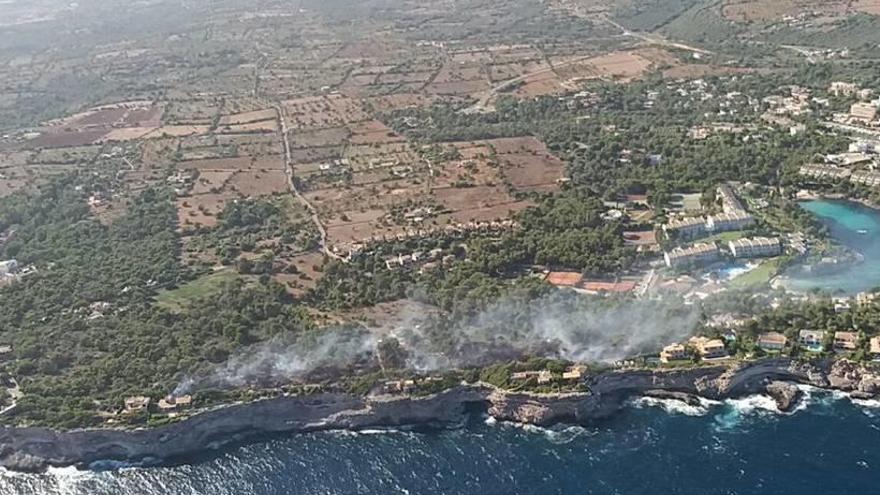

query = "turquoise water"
[782,199,880,294]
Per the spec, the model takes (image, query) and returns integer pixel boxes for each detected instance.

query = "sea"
[3,388,880,494]
[5,198,880,495]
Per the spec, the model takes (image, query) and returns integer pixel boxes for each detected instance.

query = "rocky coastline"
[1,358,878,473]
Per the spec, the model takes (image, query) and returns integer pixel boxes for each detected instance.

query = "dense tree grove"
[0,181,312,427]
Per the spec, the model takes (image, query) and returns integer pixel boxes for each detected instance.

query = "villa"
[562,366,587,381]
[511,370,554,384]
[660,343,688,363]
[689,336,728,360]
[757,332,788,352]
[833,332,859,353]
[157,395,193,412]
[799,330,827,352]
[124,396,151,413]
[870,337,880,359]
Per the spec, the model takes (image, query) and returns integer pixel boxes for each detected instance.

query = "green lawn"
[702,230,747,244]
[731,258,783,288]
[155,269,242,312]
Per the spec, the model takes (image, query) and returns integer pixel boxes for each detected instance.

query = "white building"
[0,260,17,276]
[851,102,877,123]
[850,170,880,188]
[829,81,859,97]
[799,163,851,180]
[664,242,720,268]
[716,183,745,213]
[729,237,782,259]
[707,211,754,232]
[662,216,708,240]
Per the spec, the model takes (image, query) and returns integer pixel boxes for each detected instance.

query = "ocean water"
[782,199,880,294]
[4,388,880,495]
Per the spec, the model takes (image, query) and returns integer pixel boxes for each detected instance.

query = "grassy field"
[731,257,783,288]
[155,269,242,312]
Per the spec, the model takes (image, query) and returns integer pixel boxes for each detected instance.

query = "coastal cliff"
[0,358,876,473]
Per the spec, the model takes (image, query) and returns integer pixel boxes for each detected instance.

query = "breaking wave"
[628,396,720,417]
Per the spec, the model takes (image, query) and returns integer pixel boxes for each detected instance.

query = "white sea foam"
[629,396,719,417]
[491,420,593,444]
[712,394,781,432]
[356,428,404,435]
[521,424,593,444]
[484,416,497,426]
[723,395,780,415]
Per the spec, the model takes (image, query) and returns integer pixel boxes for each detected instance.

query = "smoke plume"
[175,291,701,394]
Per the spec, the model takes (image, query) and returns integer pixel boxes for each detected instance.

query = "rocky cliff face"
[1,358,877,472]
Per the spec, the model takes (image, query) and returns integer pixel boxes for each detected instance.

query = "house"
[799,330,827,351]
[757,332,787,352]
[833,298,852,313]
[664,242,720,268]
[870,337,880,358]
[729,237,782,259]
[689,336,728,360]
[157,394,193,412]
[851,102,878,123]
[562,365,587,381]
[124,396,151,413]
[857,292,879,306]
[660,343,688,363]
[833,332,859,353]
[829,81,859,97]
[0,260,17,276]
[537,370,554,384]
[0,344,11,362]
[384,380,417,393]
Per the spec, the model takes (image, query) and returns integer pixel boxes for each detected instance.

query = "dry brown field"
[176,155,285,171]
[282,94,371,130]
[218,109,277,126]
[176,192,235,228]
[225,170,288,196]
[290,127,351,148]
[721,0,851,21]
[191,170,235,195]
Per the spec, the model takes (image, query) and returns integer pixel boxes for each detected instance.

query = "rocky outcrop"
[0,358,878,472]
[765,381,803,412]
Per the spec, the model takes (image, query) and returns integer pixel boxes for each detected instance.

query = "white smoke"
[392,292,700,370]
[176,291,700,393]
[175,327,377,394]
